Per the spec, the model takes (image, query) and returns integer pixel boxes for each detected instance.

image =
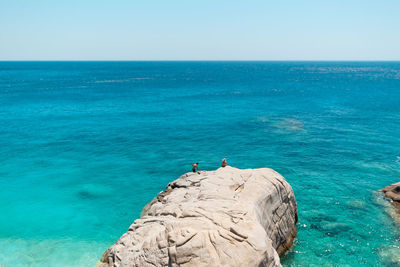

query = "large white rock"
[99,166,298,267]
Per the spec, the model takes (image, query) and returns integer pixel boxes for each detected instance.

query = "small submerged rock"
[77,184,112,200]
[379,245,400,266]
[347,200,367,210]
[274,118,305,133]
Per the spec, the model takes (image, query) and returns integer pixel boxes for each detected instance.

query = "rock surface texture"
[382,182,400,212]
[99,166,298,267]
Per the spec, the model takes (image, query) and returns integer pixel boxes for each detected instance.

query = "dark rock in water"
[381,182,400,213]
[78,190,93,199]
[310,222,350,236]
[77,184,112,200]
[310,213,337,223]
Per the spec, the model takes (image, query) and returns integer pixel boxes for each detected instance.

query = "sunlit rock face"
[98,166,298,267]
[382,182,400,213]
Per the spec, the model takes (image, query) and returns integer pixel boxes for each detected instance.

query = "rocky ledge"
[99,166,298,267]
[382,182,400,213]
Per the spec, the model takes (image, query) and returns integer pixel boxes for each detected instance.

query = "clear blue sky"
[0,0,399,60]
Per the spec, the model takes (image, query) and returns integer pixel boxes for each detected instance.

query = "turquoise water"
[1,61,400,266]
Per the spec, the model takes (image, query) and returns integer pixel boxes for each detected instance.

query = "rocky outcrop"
[382,182,400,213]
[98,166,298,267]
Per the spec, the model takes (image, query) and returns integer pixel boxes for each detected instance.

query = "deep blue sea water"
[1,61,400,266]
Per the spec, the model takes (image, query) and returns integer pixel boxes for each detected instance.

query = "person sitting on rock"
[192,163,199,173]
[221,158,227,167]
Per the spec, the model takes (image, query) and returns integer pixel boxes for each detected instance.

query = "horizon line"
[1,59,400,62]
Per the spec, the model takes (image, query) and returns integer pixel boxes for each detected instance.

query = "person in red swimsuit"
[221,158,227,167]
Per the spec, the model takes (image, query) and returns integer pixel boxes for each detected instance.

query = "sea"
[0,61,400,266]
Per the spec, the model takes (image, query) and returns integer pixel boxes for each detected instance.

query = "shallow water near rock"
[1,61,400,266]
